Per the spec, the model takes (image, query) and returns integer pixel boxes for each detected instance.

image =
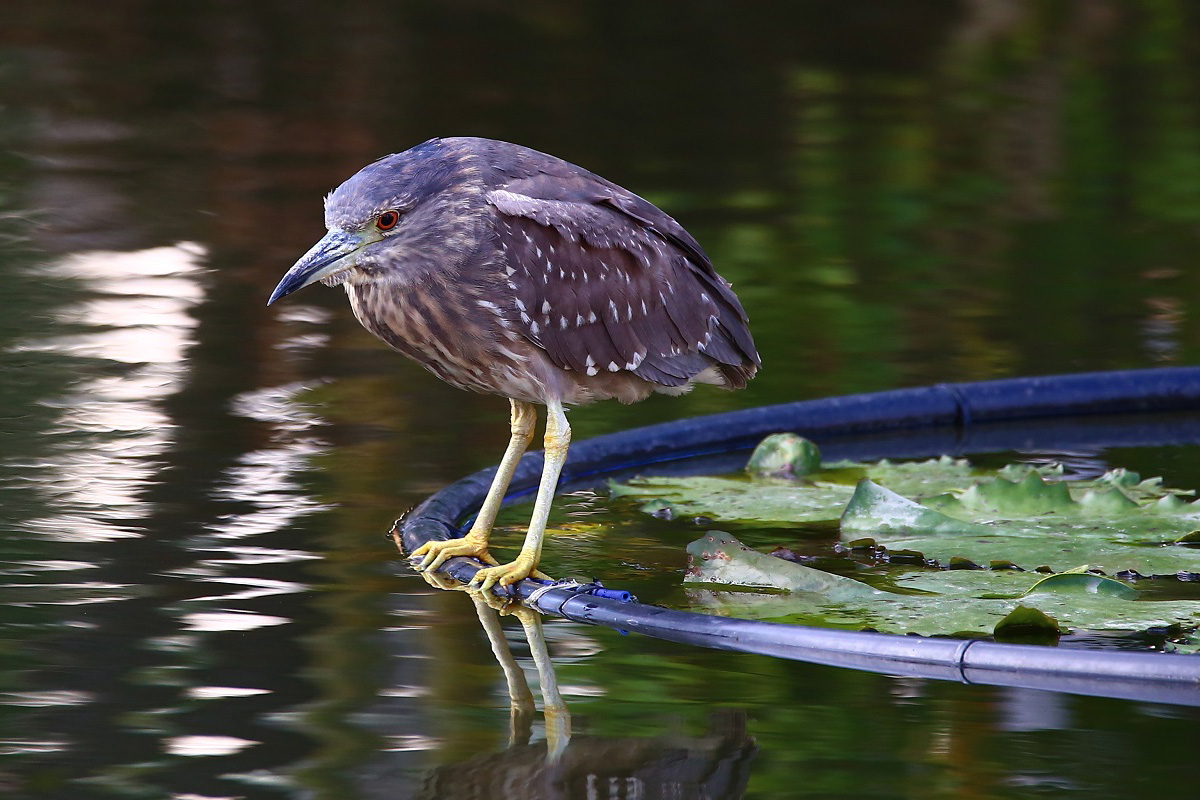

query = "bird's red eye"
[377,210,401,231]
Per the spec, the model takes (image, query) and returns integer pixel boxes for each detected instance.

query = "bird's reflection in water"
[416,576,758,800]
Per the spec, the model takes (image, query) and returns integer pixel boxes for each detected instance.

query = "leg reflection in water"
[468,588,571,761]
[414,573,758,800]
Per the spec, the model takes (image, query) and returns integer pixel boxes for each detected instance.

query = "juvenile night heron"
[268,137,759,591]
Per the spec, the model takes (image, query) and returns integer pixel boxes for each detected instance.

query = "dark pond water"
[3,2,1200,797]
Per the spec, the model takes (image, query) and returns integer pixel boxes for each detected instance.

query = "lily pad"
[686,530,878,600]
[683,532,1200,636]
[610,474,856,524]
[929,470,1076,517]
[610,454,981,525]
[979,566,1140,601]
[1022,568,1139,601]
[841,479,990,536]
[928,470,1147,518]
[614,436,1200,637]
[843,468,1200,574]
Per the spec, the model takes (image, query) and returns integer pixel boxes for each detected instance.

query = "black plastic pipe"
[399,367,1200,705]
[516,583,1200,707]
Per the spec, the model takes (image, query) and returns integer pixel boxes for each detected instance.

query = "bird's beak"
[267,230,364,305]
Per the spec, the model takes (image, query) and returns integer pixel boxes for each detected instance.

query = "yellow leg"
[470,399,570,593]
[411,399,537,573]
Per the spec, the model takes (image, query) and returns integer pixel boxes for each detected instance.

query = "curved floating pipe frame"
[399,367,1200,706]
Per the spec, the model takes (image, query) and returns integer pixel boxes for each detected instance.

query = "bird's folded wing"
[486,188,757,386]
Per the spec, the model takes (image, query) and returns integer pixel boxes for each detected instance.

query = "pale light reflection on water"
[11,245,204,543]
[0,241,349,790]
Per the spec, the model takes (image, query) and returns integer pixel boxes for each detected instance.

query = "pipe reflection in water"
[414,580,758,800]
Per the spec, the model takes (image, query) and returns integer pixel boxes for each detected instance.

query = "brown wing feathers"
[487,183,758,390]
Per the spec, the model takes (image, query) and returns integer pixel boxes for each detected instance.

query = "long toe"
[469,558,539,594]
[411,536,499,573]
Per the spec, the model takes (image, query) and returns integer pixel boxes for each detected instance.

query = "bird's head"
[268,139,484,305]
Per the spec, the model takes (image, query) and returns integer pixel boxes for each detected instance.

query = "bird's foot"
[410,533,499,574]
[410,534,550,594]
[469,556,551,594]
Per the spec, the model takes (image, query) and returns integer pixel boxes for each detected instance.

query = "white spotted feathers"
[487,182,757,391]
